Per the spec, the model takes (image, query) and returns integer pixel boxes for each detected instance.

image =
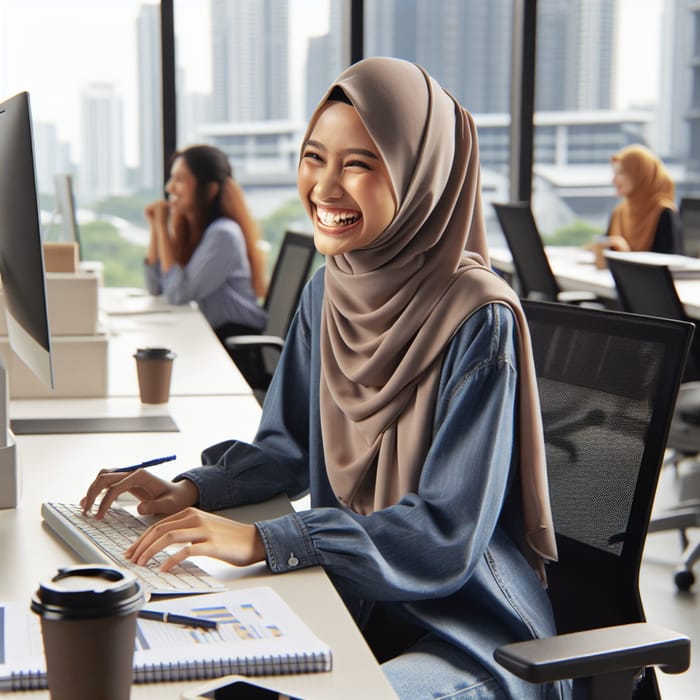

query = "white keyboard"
[42,502,225,596]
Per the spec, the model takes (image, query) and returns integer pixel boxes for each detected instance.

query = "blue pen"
[110,455,176,473]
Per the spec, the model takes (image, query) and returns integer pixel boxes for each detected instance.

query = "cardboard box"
[0,333,108,398]
[43,242,79,272]
[0,272,99,336]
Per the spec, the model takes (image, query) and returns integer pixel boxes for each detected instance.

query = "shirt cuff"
[255,513,320,573]
[174,468,236,511]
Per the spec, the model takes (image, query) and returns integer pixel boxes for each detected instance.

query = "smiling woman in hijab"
[606,143,682,253]
[80,58,565,700]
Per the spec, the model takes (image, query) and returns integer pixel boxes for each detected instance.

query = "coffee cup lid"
[133,347,176,360]
[31,565,144,620]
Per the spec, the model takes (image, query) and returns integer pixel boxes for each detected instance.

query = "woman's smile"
[315,205,362,234]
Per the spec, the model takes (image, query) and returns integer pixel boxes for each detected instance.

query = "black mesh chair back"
[263,230,318,339]
[225,230,318,404]
[523,300,693,699]
[493,201,561,300]
[680,197,700,258]
[606,255,700,382]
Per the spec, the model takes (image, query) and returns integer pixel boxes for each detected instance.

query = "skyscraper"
[136,3,163,191]
[363,0,616,114]
[304,0,344,120]
[80,83,125,199]
[209,0,289,122]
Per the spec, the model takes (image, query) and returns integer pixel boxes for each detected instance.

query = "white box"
[0,272,99,336]
[0,333,108,398]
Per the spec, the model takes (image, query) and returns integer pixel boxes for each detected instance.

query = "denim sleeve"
[176,277,317,510]
[256,305,519,601]
[160,220,245,305]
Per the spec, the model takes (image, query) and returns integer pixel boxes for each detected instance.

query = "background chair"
[606,255,700,590]
[492,201,600,304]
[494,300,692,699]
[225,229,318,405]
[680,197,700,258]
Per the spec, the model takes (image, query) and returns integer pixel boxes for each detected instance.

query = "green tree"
[543,220,604,246]
[79,220,146,287]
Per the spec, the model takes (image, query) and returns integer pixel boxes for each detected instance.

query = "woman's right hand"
[80,468,199,521]
[144,200,169,224]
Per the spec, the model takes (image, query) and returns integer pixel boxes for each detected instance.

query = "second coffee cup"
[133,346,176,403]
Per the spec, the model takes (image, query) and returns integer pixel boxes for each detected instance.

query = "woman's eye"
[346,160,370,170]
[302,151,322,162]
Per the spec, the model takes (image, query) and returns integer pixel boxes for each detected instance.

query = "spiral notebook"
[0,586,332,691]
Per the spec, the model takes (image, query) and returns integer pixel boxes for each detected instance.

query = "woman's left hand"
[124,507,266,571]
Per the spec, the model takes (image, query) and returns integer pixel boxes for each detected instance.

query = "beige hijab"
[303,57,557,574]
[609,144,676,251]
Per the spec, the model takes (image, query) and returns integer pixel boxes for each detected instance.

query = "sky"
[0,0,664,165]
[616,0,663,110]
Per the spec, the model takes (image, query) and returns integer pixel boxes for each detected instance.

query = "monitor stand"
[0,359,19,508]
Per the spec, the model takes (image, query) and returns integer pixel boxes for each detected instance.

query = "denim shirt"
[144,216,267,331]
[180,267,567,699]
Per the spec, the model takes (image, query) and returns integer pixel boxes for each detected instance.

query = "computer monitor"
[0,91,54,442]
[53,173,82,257]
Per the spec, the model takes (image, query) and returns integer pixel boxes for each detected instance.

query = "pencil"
[138,609,219,630]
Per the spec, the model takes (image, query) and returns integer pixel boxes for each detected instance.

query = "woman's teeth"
[318,209,360,226]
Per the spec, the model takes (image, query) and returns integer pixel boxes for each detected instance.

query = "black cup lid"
[31,565,144,620]
[134,347,176,360]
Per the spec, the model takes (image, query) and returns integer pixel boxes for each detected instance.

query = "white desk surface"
[489,245,700,319]
[99,289,251,397]
[0,394,396,699]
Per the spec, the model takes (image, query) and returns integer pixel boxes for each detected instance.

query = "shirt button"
[287,552,299,567]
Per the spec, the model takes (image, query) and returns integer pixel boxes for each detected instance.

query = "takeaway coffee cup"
[134,347,176,404]
[31,565,144,700]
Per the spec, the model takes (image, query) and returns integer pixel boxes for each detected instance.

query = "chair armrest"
[493,622,690,684]
[556,290,601,304]
[224,335,285,351]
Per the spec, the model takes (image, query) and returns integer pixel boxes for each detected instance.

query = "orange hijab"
[302,58,557,577]
[609,144,676,251]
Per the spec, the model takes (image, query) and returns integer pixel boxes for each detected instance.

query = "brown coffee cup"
[134,347,176,403]
[31,565,144,700]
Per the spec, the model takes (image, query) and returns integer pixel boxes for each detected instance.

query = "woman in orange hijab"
[606,143,682,253]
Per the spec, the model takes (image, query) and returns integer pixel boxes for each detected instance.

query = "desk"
[489,245,700,319]
[2,290,395,699]
[0,394,396,699]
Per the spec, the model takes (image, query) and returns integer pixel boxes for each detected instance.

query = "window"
[531,0,686,246]
[173,0,338,267]
[0,0,162,286]
[363,0,513,247]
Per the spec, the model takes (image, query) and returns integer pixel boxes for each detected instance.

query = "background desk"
[1,394,396,699]
[100,289,251,397]
[489,245,700,319]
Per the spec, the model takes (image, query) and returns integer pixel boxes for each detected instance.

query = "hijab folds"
[609,144,676,251]
[302,57,557,577]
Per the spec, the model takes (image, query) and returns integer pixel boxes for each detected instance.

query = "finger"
[95,472,150,519]
[81,470,126,514]
[132,524,202,568]
[125,510,192,561]
[157,543,197,572]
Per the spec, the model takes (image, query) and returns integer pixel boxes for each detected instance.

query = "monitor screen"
[53,173,82,257]
[0,91,53,389]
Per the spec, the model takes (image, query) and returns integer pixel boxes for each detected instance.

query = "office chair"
[492,202,600,304]
[606,255,700,591]
[680,197,700,258]
[225,230,318,405]
[494,300,692,699]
